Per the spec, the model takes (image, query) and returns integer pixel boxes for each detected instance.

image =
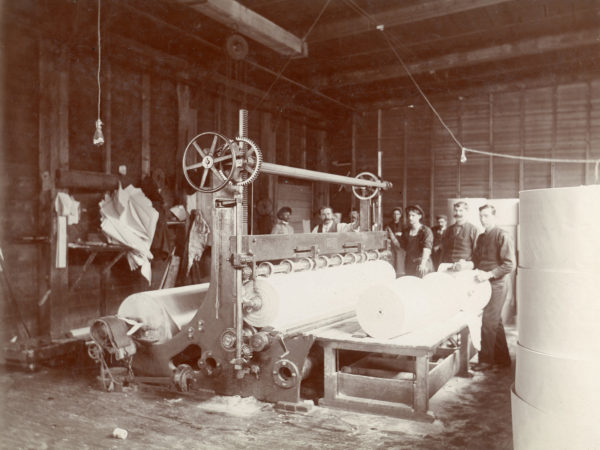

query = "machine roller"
[88,114,395,407]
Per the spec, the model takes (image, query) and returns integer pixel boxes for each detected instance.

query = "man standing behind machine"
[312,206,339,233]
[271,206,294,234]
[441,201,479,270]
[465,204,515,370]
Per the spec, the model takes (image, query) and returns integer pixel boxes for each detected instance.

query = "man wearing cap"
[271,206,294,235]
[440,201,479,271]
[431,214,448,270]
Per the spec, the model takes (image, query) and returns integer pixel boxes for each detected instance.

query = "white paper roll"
[422,271,462,318]
[438,269,492,313]
[118,283,210,343]
[517,267,600,359]
[519,186,600,271]
[356,276,434,339]
[511,385,600,450]
[515,343,600,415]
[244,260,396,331]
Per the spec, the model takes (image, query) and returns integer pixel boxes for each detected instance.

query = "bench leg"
[322,344,338,402]
[414,355,429,414]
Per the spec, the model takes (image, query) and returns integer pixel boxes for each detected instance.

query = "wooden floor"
[0,326,516,450]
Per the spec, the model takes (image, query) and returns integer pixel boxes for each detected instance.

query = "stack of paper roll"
[244,260,396,332]
[356,270,490,339]
[512,186,600,449]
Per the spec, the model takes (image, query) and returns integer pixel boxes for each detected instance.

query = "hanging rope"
[97,0,102,122]
[252,0,335,111]
[343,0,600,182]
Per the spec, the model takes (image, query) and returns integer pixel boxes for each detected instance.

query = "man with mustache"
[440,201,479,271]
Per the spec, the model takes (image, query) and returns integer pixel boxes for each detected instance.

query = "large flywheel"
[182,132,237,193]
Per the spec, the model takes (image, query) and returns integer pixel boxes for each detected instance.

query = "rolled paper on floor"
[118,283,209,343]
[517,267,600,359]
[356,276,436,339]
[511,384,600,450]
[244,260,396,331]
[515,343,600,416]
[519,185,600,271]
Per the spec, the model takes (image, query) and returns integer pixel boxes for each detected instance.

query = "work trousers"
[479,277,512,366]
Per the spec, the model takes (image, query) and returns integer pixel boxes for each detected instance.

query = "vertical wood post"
[488,93,494,198]
[38,40,69,337]
[103,63,112,174]
[457,100,463,197]
[585,81,592,184]
[519,89,525,192]
[551,85,557,187]
[429,110,435,224]
[141,73,151,178]
[402,117,408,210]
[176,83,191,197]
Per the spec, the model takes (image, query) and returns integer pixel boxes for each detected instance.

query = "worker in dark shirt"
[431,214,447,270]
[441,201,479,270]
[469,204,515,370]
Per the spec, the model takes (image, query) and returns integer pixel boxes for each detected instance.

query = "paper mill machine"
[89,111,395,407]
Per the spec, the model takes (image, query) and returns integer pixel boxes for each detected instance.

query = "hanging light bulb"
[93,0,104,146]
[460,147,467,163]
[93,119,104,146]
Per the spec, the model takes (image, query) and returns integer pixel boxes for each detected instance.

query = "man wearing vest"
[312,206,339,233]
[440,201,479,271]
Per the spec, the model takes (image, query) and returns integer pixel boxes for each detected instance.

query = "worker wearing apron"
[399,205,434,278]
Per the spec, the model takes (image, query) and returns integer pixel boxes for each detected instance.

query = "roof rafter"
[313,29,600,89]
[307,0,516,43]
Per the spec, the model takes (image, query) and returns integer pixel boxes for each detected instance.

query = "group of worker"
[270,200,514,371]
[386,201,515,372]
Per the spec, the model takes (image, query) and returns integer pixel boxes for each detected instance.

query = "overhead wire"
[342,0,600,180]
[252,0,341,111]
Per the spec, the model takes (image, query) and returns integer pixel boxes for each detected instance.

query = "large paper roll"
[118,283,210,343]
[244,260,396,331]
[511,385,600,450]
[515,343,600,415]
[519,186,600,271]
[422,271,462,317]
[356,276,434,339]
[517,267,600,359]
[436,267,492,313]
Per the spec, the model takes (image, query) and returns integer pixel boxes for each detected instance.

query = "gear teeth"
[235,136,263,186]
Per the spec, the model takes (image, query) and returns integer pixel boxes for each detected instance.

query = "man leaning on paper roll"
[445,203,516,371]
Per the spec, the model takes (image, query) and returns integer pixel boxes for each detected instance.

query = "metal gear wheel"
[234,136,263,186]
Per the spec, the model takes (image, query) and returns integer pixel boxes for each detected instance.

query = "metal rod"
[261,162,389,189]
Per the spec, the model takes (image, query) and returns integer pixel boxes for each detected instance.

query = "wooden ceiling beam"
[307,0,516,43]
[313,29,600,89]
[174,0,306,56]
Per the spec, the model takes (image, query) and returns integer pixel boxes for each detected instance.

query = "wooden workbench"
[312,312,475,421]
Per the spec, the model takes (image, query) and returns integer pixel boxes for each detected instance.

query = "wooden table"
[312,312,475,421]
